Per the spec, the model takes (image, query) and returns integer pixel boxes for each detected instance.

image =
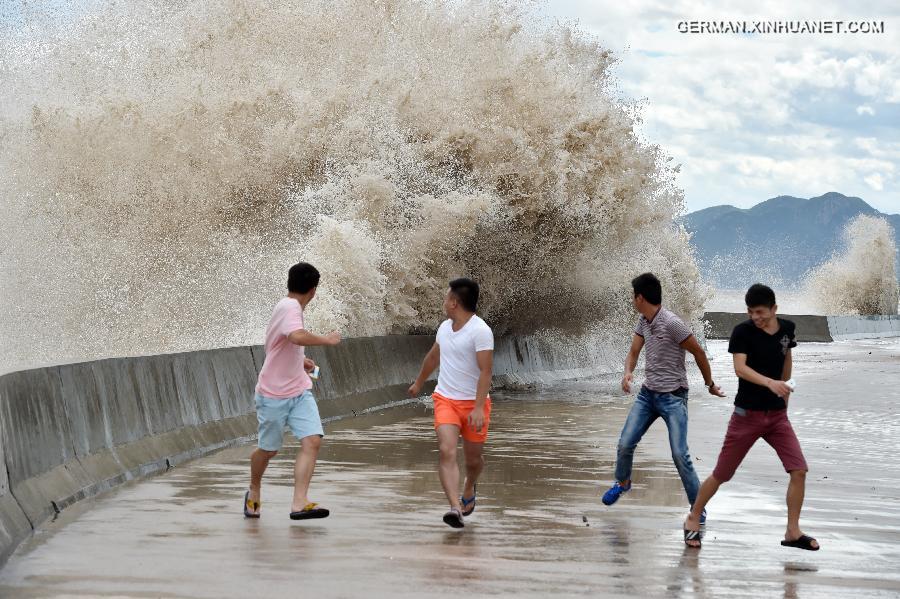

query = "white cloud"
[543,0,900,213]
[865,172,885,191]
[853,137,900,160]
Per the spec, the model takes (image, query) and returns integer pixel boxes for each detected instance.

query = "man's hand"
[621,373,634,393]
[767,379,793,398]
[324,331,341,346]
[407,381,422,398]
[708,383,726,397]
[304,358,316,372]
[468,406,486,431]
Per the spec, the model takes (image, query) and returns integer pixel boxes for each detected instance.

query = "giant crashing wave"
[0,0,707,372]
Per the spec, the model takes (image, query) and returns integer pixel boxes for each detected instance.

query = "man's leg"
[762,412,818,548]
[786,470,811,539]
[461,398,490,506]
[287,391,327,512]
[437,424,463,511]
[684,476,722,541]
[248,448,278,514]
[462,439,484,501]
[659,392,700,506]
[248,394,287,514]
[685,409,760,546]
[612,390,658,486]
[290,434,322,512]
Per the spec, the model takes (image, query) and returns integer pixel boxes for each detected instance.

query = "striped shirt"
[634,307,693,393]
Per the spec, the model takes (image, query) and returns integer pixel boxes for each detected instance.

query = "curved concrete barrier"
[826,315,900,340]
[0,334,617,565]
[704,312,900,342]
[704,312,833,342]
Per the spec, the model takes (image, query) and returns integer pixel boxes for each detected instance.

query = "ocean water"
[0,0,706,374]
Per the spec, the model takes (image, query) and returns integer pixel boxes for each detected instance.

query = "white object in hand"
[785,378,796,391]
[310,365,320,380]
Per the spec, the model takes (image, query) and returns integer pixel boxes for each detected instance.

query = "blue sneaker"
[602,481,631,506]
[700,508,707,526]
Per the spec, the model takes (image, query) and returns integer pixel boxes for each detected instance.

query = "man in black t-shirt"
[683,284,819,551]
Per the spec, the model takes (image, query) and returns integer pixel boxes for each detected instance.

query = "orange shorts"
[432,392,492,443]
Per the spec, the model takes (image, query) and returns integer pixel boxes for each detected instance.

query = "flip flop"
[290,502,330,520]
[443,508,464,528]
[781,534,819,551]
[243,490,260,519]
[684,528,702,548]
[460,483,477,516]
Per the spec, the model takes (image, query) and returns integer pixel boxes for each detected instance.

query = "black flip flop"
[684,528,702,548]
[460,483,477,517]
[243,490,260,519]
[443,508,465,528]
[781,534,819,551]
[290,502,330,520]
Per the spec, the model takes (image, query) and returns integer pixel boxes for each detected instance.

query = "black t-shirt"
[728,318,797,410]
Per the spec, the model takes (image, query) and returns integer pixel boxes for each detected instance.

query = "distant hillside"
[682,192,900,289]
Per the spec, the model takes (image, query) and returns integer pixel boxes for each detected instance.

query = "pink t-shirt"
[255,298,313,399]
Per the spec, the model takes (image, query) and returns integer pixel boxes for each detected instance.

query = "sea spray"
[0,0,707,372]
[806,215,899,315]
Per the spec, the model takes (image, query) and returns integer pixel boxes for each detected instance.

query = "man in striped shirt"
[601,273,725,517]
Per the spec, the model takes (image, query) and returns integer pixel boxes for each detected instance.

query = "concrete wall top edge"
[0,335,437,381]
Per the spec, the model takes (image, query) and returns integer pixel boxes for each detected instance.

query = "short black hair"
[745,283,776,308]
[287,262,320,294]
[631,273,662,305]
[449,278,479,312]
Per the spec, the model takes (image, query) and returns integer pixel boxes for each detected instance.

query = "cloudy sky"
[542,0,899,214]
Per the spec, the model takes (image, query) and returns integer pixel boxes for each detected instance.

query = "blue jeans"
[613,386,700,505]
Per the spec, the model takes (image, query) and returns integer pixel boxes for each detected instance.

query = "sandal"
[684,528,702,548]
[243,490,260,519]
[289,502,330,520]
[443,508,464,528]
[781,534,819,551]
[460,483,477,516]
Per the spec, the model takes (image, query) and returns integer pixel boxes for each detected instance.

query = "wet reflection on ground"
[1,340,899,597]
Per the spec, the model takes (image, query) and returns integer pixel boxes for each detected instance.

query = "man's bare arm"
[288,329,341,347]
[733,353,792,398]
[467,349,493,431]
[408,343,440,396]
[680,334,725,396]
[781,350,793,380]
[473,350,493,408]
[622,334,645,392]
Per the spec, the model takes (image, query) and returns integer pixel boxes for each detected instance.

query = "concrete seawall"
[704,312,900,342]
[704,312,834,342]
[825,315,900,340]
[0,334,617,566]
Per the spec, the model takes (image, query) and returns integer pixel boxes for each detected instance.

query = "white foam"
[0,0,707,372]
[805,215,899,316]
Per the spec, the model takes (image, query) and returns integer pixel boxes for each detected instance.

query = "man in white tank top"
[409,278,494,528]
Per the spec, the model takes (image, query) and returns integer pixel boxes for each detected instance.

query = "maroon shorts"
[712,407,808,483]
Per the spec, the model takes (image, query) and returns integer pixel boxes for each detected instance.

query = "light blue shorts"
[255,390,324,451]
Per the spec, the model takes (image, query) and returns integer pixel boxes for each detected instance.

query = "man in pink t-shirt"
[244,262,341,521]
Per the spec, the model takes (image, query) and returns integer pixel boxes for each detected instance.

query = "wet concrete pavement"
[1,339,899,598]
